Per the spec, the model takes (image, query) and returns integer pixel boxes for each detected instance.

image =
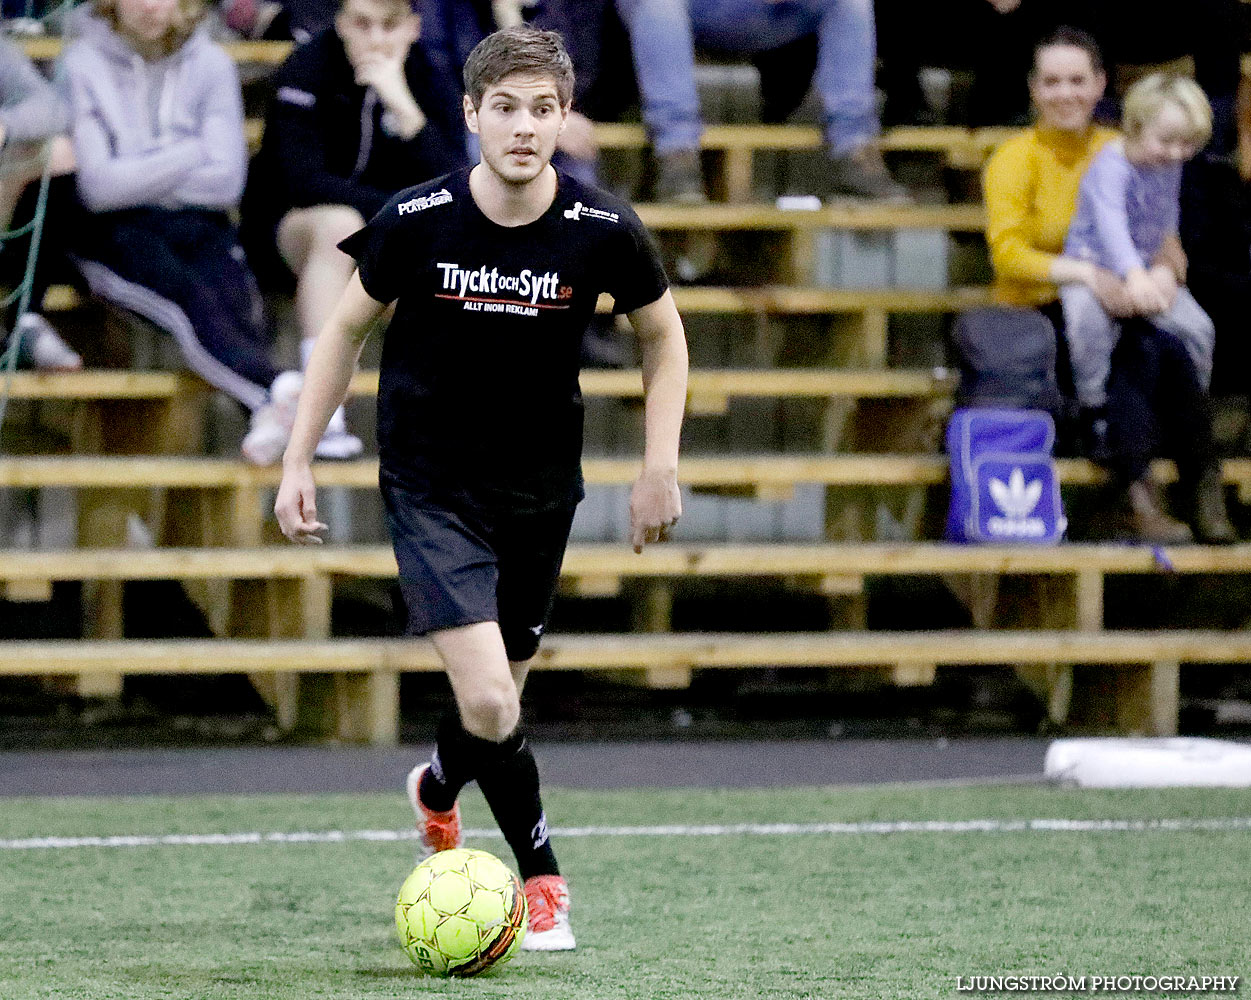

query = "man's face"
[335,0,419,69]
[465,74,568,186]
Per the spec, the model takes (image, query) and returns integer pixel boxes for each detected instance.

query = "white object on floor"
[1045,737,1251,788]
[18,313,82,371]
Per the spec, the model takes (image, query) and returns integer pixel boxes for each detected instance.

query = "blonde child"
[1062,74,1215,411]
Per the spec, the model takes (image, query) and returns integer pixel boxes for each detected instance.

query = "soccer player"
[274,25,688,952]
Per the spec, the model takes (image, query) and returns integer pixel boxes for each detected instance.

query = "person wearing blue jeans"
[614,0,907,201]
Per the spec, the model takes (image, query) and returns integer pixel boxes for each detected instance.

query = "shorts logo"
[563,200,620,224]
[398,189,453,215]
[529,624,544,636]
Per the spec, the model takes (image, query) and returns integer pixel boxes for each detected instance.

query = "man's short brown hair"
[463,26,574,109]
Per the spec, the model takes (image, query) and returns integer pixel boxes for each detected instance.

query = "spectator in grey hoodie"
[0,37,82,370]
[60,0,305,464]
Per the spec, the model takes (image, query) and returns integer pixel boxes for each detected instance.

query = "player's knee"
[315,206,366,250]
[458,685,520,742]
[502,628,541,663]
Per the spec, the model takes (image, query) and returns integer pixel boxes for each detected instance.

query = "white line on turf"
[3,816,1250,851]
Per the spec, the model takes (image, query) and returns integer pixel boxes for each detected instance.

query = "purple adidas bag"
[945,408,1066,544]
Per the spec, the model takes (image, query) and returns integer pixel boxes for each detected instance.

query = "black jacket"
[245,27,467,229]
[1180,153,1251,387]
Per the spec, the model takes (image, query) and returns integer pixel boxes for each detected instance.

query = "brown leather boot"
[1126,479,1193,545]
[1191,468,1237,545]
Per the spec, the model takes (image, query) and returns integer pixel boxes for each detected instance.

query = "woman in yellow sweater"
[982,26,1233,544]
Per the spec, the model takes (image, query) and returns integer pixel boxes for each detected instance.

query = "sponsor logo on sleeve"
[397,189,454,215]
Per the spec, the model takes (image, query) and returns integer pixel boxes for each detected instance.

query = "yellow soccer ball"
[395,848,527,977]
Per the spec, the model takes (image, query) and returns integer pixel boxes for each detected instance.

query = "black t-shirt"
[339,166,669,512]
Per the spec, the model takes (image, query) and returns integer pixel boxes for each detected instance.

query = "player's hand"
[275,462,328,545]
[355,54,424,133]
[1125,267,1168,316]
[1148,264,1179,311]
[630,466,681,554]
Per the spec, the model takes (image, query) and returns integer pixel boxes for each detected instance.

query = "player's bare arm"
[275,271,387,544]
[627,289,688,553]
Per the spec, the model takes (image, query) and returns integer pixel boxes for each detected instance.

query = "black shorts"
[381,479,577,662]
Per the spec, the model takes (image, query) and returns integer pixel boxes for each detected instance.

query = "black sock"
[419,710,492,813]
[475,730,560,881]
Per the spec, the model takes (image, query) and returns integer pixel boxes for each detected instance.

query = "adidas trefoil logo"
[986,467,1047,538]
[990,467,1041,519]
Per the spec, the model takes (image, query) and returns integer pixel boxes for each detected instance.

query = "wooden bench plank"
[0,367,954,403]
[1,543,1248,583]
[0,629,1233,743]
[2,455,1250,489]
[662,285,994,313]
[634,202,986,231]
[0,371,202,399]
[22,37,292,63]
[44,284,995,319]
[0,631,1241,674]
[595,123,1016,156]
[352,368,953,400]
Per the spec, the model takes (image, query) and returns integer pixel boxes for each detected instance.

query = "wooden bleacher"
[1,534,1249,739]
[5,541,1251,617]
[6,36,1249,743]
[0,630,1241,743]
[5,454,1250,494]
[22,36,1018,196]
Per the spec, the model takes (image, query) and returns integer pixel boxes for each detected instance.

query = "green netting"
[0,139,54,443]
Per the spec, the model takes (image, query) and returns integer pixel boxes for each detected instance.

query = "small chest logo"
[563,200,620,224]
[397,189,453,215]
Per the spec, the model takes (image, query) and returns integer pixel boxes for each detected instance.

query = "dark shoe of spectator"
[827,144,911,202]
[1077,406,1110,462]
[1126,479,1193,545]
[655,150,707,204]
[15,313,83,371]
[1190,467,1237,545]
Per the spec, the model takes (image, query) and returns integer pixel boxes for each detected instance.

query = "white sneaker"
[521,875,576,951]
[241,370,303,466]
[314,405,363,460]
[18,313,82,371]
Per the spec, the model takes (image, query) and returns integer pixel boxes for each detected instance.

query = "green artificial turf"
[2,784,1248,999]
